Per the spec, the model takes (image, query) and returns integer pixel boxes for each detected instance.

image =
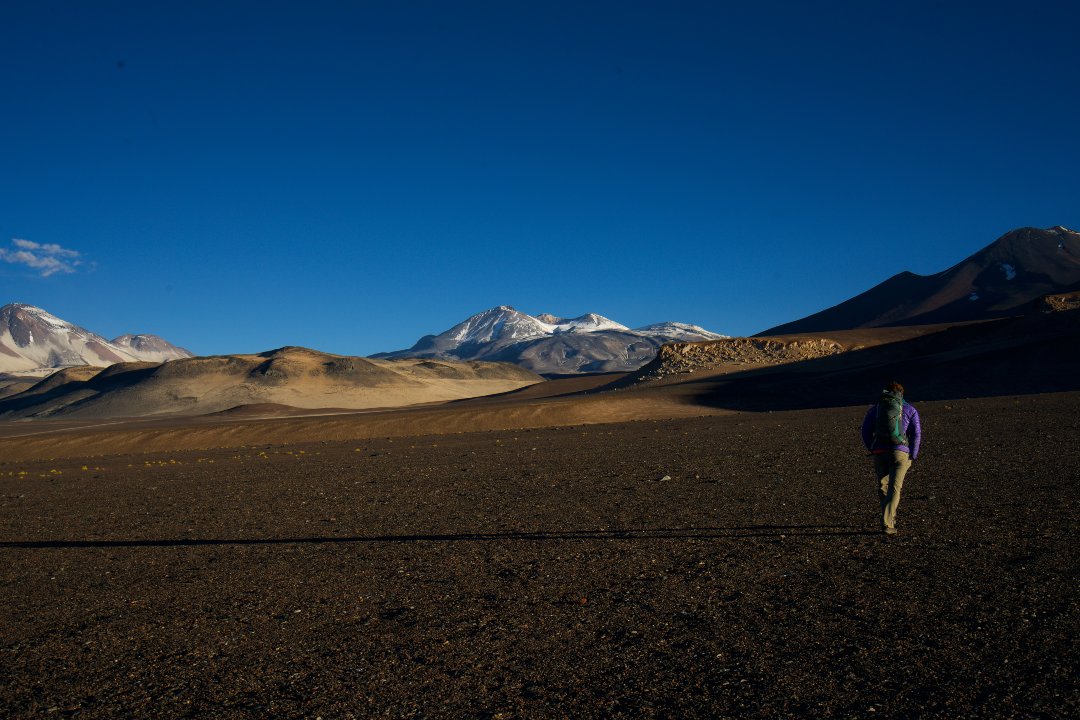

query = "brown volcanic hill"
[0,365,115,404]
[0,346,541,420]
[763,226,1080,334]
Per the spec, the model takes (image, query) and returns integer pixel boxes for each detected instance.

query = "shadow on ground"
[681,310,1080,412]
[0,525,877,549]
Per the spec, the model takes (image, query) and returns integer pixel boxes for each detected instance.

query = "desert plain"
[2,320,1078,720]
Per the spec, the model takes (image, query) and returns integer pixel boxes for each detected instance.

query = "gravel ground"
[1,394,1076,718]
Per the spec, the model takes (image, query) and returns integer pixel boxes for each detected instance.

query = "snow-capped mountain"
[635,322,727,342]
[431,306,633,349]
[374,306,727,374]
[0,303,193,375]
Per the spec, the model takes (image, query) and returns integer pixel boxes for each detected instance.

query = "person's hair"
[884,381,904,395]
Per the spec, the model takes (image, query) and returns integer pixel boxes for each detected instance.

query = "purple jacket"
[862,401,921,460]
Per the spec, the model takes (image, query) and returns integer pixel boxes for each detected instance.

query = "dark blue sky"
[2,1,1077,354]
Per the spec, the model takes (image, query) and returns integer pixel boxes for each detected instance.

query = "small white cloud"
[0,238,84,277]
[12,238,81,258]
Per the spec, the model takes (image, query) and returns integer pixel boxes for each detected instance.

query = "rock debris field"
[1,393,1076,718]
[635,336,848,381]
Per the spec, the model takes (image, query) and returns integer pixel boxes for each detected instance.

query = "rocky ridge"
[632,336,848,382]
[1034,290,1080,313]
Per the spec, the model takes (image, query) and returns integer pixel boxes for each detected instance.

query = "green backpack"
[874,392,908,446]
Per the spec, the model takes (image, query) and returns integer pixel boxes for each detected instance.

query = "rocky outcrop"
[1034,291,1080,314]
[632,337,847,382]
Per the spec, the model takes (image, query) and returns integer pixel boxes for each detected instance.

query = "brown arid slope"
[0,395,1076,718]
[0,347,541,421]
[2,366,112,400]
[0,376,36,400]
[0,373,688,462]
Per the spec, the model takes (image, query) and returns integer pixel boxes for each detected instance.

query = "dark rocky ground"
[1,393,1076,718]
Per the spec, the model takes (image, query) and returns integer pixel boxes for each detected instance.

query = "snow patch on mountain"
[552,313,629,334]
[445,306,555,345]
[634,322,728,341]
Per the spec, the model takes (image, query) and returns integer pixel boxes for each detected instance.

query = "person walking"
[861,381,921,535]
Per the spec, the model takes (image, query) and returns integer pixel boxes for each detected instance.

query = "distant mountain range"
[0,303,193,375]
[373,306,728,374]
[7,224,1076,383]
[763,226,1080,335]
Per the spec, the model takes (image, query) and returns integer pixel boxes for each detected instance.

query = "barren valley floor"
[1,394,1077,718]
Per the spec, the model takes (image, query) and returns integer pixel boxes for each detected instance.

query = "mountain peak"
[2,302,73,330]
[553,313,629,334]
[445,306,551,345]
[762,225,1080,334]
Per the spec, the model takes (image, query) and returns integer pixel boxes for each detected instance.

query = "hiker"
[861,381,921,535]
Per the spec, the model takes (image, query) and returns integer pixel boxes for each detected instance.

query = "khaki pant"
[874,451,911,530]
